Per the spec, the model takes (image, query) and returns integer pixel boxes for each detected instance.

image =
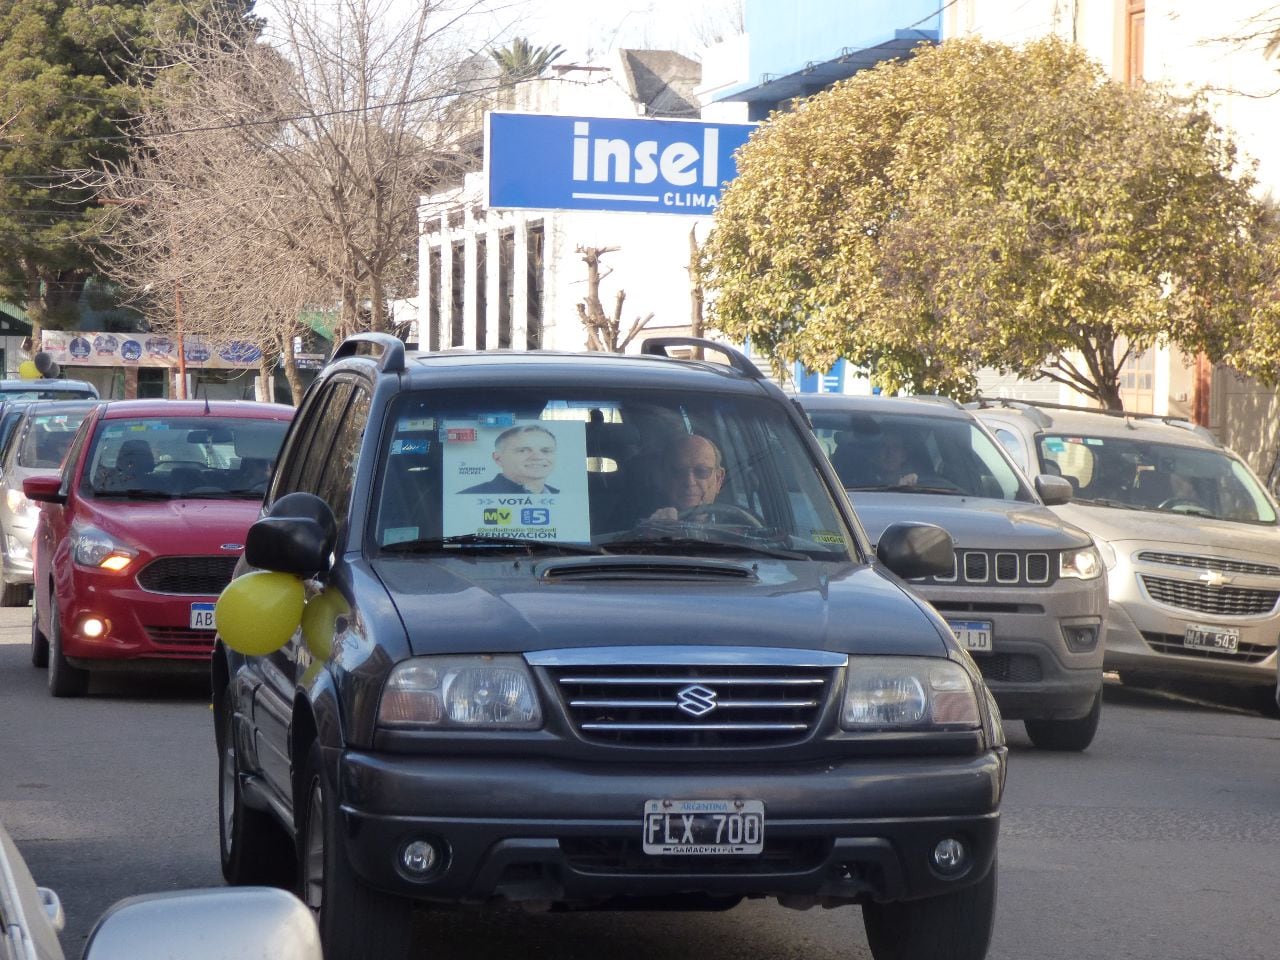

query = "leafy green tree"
[487,37,566,84]
[0,0,256,340]
[705,37,1276,409]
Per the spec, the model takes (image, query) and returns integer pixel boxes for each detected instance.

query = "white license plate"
[1184,624,1240,654]
[190,603,216,630]
[948,619,993,653]
[642,800,765,855]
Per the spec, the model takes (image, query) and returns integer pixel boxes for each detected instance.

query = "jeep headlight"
[377,655,542,729]
[841,657,980,730]
[1060,546,1103,580]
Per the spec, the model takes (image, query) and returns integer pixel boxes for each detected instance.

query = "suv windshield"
[808,409,1033,501]
[83,417,289,499]
[371,388,856,560]
[1038,433,1276,523]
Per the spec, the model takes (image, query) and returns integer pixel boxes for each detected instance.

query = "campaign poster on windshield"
[442,418,590,542]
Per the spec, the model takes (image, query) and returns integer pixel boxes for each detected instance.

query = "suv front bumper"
[916,578,1105,720]
[332,748,1004,907]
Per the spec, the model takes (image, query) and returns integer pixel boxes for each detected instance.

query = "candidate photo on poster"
[457,424,559,494]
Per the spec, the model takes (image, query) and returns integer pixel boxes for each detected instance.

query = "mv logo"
[483,508,513,526]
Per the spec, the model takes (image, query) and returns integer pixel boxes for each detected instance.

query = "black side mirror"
[247,492,337,575]
[1034,474,1073,506]
[876,521,955,580]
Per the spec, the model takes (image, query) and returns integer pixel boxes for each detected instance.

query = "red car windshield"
[83,417,289,499]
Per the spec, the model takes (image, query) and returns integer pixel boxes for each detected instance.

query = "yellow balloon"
[18,360,39,380]
[301,589,350,660]
[215,571,305,656]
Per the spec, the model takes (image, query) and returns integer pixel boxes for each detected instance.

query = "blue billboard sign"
[486,112,755,216]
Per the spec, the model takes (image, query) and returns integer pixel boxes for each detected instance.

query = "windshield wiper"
[381,534,604,555]
[92,488,177,500]
[604,536,810,561]
[1076,497,1145,511]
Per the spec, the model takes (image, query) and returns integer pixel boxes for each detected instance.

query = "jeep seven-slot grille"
[137,556,239,595]
[926,550,1053,587]
[549,664,832,747]
[1140,575,1279,616]
[1138,552,1280,577]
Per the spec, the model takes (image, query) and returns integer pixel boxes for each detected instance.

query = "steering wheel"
[678,503,765,527]
[1158,497,1211,515]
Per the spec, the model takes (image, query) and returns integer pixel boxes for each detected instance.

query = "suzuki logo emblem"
[676,684,718,717]
[1198,570,1232,588]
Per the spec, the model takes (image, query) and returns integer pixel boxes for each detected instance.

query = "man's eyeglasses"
[674,464,719,480]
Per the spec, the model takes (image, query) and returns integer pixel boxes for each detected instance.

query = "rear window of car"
[82,416,290,499]
[369,387,857,561]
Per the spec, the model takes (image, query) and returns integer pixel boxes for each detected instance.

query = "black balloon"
[44,361,60,379]
[33,351,53,374]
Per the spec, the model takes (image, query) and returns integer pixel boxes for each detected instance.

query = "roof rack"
[903,394,965,410]
[968,396,1220,446]
[329,333,406,374]
[639,337,765,380]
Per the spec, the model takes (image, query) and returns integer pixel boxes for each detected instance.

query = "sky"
[479,0,742,61]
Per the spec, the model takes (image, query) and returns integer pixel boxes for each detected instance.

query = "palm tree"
[487,37,566,84]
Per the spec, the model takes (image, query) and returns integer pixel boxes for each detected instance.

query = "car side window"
[991,426,1028,472]
[315,386,370,527]
[276,381,353,497]
[60,415,96,496]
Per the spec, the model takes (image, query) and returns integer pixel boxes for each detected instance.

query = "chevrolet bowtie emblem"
[1198,570,1232,588]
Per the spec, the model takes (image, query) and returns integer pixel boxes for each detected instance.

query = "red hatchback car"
[25,399,293,696]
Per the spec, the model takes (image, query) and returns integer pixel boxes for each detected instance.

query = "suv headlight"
[841,657,980,730]
[72,526,136,572]
[1060,546,1103,580]
[378,655,542,729]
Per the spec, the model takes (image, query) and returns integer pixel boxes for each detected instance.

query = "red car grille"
[145,626,216,648]
[137,556,238,596]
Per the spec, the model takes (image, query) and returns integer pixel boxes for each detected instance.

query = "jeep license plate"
[1184,624,1240,654]
[642,800,765,855]
[190,603,217,630]
[947,619,993,653]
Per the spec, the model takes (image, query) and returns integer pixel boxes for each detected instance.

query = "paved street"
[0,604,1276,959]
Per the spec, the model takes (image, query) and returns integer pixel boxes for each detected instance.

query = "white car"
[973,399,1280,706]
[0,817,319,960]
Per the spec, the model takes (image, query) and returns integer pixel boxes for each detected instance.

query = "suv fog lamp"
[1063,624,1099,652]
[931,838,968,875]
[842,658,980,730]
[1060,547,1102,580]
[81,617,106,639]
[399,839,440,878]
[378,656,542,729]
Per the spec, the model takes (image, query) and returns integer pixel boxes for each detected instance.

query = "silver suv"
[797,394,1107,751]
[973,400,1280,702]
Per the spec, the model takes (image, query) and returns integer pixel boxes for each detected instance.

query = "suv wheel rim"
[302,779,324,912]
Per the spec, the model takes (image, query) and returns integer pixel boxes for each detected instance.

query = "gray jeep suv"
[213,334,1006,960]
[796,394,1107,751]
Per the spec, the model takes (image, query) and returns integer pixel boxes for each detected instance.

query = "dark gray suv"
[796,394,1108,751]
[213,335,1007,960]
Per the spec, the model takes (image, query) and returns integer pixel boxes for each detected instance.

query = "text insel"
[572,121,720,197]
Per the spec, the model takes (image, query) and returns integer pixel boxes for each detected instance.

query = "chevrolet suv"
[213,334,1006,960]
[972,400,1280,704]
[796,394,1107,751]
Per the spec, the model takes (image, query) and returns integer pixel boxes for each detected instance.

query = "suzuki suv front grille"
[534,648,842,748]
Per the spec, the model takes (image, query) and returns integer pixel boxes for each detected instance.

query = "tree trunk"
[281,333,305,405]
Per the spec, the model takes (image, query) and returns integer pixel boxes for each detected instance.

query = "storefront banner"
[41,332,265,369]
